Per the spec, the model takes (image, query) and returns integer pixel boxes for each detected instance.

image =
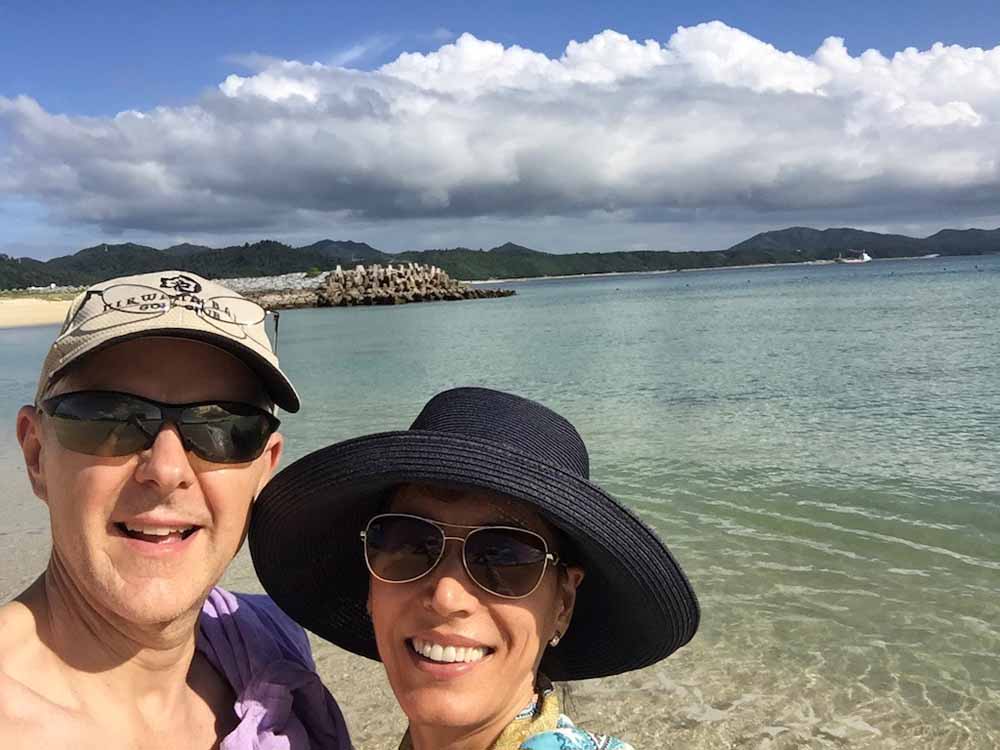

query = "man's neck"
[27,561,208,722]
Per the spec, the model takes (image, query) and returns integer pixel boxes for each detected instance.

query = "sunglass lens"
[44,392,158,456]
[181,403,274,463]
[464,528,549,597]
[365,515,444,582]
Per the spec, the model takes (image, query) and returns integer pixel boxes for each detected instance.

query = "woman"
[250,387,700,749]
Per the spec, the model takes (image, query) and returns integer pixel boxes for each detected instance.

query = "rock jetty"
[243,263,514,309]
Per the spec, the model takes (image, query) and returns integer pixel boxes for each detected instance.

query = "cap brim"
[249,431,699,680]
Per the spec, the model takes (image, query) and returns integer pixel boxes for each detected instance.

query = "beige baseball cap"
[35,271,300,412]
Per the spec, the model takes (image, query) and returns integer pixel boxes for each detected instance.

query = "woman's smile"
[409,637,492,664]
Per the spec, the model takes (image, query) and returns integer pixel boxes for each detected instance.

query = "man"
[0,271,350,749]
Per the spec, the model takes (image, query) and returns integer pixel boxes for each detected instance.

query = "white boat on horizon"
[835,250,872,264]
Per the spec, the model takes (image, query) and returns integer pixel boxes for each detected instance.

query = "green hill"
[44,243,175,283]
[727,226,1000,258]
[297,240,387,263]
[2,227,997,289]
[922,229,1000,254]
[163,243,214,257]
[0,255,75,288]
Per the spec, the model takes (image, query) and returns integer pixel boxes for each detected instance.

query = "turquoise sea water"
[2,255,998,747]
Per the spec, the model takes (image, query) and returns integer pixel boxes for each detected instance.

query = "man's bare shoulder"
[0,604,89,750]
[0,577,53,660]
[0,595,43,666]
[0,593,82,746]
[0,635,82,749]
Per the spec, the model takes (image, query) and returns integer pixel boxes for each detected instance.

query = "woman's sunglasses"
[38,390,280,464]
[360,512,563,599]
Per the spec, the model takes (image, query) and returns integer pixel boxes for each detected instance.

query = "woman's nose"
[426,541,481,617]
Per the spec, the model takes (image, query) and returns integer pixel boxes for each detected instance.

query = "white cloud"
[2,22,1000,248]
[669,21,831,93]
[329,34,399,67]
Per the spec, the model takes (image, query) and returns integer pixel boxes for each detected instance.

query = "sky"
[2,0,999,259]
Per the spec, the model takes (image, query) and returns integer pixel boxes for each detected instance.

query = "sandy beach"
[0,297,72,329]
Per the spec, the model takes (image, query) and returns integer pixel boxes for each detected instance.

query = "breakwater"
[241,263,514,309]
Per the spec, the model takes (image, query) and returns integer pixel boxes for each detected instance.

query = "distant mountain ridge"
[728,226,1000,255]
[297,239,388,263]
[163,243,213,257]
[2,227,998,289]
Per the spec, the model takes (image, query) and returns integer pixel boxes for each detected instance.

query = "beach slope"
[0,298,72,329]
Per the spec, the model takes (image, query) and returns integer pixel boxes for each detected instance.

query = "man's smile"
[115,522,200,543]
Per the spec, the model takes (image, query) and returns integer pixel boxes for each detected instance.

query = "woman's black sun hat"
[249,387,700,680]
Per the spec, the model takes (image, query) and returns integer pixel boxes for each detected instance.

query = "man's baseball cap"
[35,271,300,412]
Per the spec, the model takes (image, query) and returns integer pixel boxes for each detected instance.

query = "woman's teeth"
[411,638,488,663]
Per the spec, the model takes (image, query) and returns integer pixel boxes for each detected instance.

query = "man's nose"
[132,423,196,491]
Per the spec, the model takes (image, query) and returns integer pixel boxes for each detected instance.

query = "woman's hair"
[547,522,581,569]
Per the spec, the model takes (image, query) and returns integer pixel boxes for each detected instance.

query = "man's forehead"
[51,337,266,404]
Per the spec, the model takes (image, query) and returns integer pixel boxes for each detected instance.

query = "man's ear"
[253,431,285,498]
[17,405,49,504]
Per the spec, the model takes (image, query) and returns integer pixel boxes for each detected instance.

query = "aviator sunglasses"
[38,390,280,464]
[361,512,564,599]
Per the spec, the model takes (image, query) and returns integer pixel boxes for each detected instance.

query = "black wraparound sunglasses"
[361,512,564,599]
[38,390,280,464]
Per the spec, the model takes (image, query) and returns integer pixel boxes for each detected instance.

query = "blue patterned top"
[519,712,634,749]
[397,678,635,750]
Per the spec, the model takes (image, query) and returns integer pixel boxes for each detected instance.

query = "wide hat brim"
[249,430,700,681]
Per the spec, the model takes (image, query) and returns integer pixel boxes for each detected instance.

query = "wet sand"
[219,557,907,750]
[0,298,72,328]
[290,629,719,749]
[1,538,980,750]
[303,632,906,750]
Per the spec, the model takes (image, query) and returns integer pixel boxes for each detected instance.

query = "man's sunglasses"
[38,390,280,464]
[360,512,563,599]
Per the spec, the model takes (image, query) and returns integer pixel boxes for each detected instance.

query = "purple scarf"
[197,587,352,749]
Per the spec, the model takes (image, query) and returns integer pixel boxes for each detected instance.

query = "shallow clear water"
[2,255,998,747]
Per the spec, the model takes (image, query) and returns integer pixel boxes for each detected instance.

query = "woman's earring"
[549,631,562,647]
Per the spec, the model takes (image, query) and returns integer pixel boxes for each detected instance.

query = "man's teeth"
[125,525,192,536]
[121,524,195,540]
[411,638,488,664]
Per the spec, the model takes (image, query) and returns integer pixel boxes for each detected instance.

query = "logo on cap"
[160,275,203,294]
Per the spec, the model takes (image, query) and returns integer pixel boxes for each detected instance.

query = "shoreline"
[0,254,961,328]
[0,298,72,329]
[463,255,953,284]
